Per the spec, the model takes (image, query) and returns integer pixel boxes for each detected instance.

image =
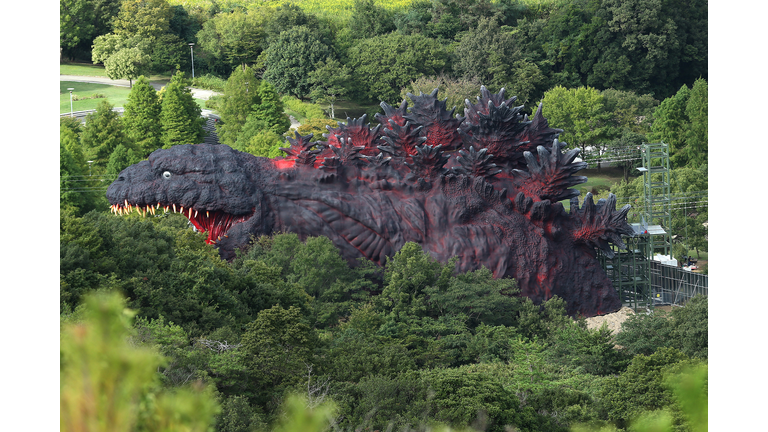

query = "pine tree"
[253,80,290,135]
[160,71,205,148]
[60,130,88,215]
[217,66,261,146]
[80,99,128,169]
[123,75,162,157]
[683,78,708,168]
[106,144,141,178]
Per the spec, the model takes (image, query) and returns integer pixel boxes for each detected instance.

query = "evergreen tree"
[106,144,141,178]
[122,75,162,157]
[80,99,128,169]
[648,84,691,167]
[60,131,89,216]
[682,78,708,168]
[252,80,290,136]
[160,71,205,148]
[217,66,262,147]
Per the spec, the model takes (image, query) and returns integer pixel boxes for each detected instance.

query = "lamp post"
[87,161,93,176]
[188,43,195,79]
[68,88,74,117]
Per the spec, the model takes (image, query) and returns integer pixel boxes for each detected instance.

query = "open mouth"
[110,201,252,245]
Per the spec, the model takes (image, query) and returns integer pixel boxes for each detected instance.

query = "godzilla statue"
[107,87,634,317]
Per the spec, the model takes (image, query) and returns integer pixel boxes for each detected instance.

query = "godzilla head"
[106,144,267,253]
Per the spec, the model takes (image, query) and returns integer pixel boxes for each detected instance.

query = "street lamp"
[87,161,93,176]
[188,43,195,79]
[68,88,74,117]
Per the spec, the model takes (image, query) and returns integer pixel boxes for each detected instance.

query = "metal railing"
[649,261,708,306]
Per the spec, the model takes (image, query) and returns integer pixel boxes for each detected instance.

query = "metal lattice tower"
[637,142,672,257]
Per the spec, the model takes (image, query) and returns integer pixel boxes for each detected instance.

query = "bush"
[192,73,227,92]
[281,95,326,121]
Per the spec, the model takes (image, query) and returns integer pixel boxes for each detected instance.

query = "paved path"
[60,75,221,100]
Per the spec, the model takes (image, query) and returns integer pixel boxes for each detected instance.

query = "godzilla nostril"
[118,176,125,182]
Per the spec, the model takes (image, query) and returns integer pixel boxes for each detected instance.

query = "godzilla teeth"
[173,204,176,213]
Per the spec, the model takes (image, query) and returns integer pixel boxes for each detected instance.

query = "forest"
[59,0,708,431]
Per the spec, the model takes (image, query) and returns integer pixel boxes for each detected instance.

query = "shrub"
[192,73,227,92]
[281,95,326,121]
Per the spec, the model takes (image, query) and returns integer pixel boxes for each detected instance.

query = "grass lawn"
[60,62,173,82]
[560,167,630,210]
[61,81,132,113]
[61,81,206,114]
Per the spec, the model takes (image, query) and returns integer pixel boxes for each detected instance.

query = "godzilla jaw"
[110,201,255,245]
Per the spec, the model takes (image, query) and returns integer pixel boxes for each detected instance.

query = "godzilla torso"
[107,87,633,317]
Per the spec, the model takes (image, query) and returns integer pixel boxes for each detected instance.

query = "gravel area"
[584,306,637,335]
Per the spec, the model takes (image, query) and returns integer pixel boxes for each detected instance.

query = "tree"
[240,305,319,407]
[61,291,220,432]
[61,0,121,60]
[195,9,268,72]
[104,47,150,87]
[61,130,92,216]
[262,26,335,98]
[217,66,263,147]
[598,347,700,430]
[160,72,206,148]
[348,0,396,40]
[112,0,173,41]
[235,130,284,159]
[347,33,449,104]
[106,144,141,178]
[648,84,691,167]
[578,0,707,98]
[61,0,96,50]
[307,58,351,119]
[540,86,611,163]
[251,80,291,136]
[122,75,162,157]
[451,18,517,86]
[80,99,129,168]
[402,75,483,117]
[681,78,708,168]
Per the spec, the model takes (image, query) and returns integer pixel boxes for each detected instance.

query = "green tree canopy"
[217,66,263,147]
[195,8,268,72]
[348,0,396,40]
[106,144,141,179]
[103,47,150,87]
[122,76,162,157]
[540,86,611,161]
[262,26,335,98]
[307,57,351,120]
[112,0,173,41]
[347,33,448,104]
[160,72,206,148]
[80,99,129,169]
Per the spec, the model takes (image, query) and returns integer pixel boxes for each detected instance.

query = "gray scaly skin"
[107,88,634,317]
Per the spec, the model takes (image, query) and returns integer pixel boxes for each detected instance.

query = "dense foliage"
[60,204,708,431]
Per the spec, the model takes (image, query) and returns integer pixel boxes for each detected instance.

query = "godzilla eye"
[163,171,172,179]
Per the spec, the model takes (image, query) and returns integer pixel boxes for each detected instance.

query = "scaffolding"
[599,224,652,311]
[637,142,672,257]
[598,143,674,311]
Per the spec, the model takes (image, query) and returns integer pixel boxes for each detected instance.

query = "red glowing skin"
[272,159,296,169]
